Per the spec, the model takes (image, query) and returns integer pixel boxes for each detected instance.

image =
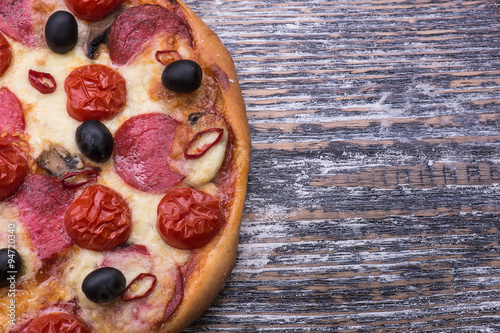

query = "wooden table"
[184,0,500,331]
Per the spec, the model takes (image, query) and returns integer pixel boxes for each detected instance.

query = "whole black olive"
[82,267,126,303]
[45,11,78,54]
[0,248,22,288]
[76,120,113,163]
[161,60,202,93]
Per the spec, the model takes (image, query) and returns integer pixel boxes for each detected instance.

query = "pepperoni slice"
[0,33,12,78]
[0,87,25,135]
[108,4,192,65]
[0,0,38,46]
[114,113,184,193]
[163,267,183,320]
[13,175,77,260]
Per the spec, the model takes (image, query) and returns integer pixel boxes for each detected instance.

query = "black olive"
[188,112,205,126]
[82,267,126,303]
[86,29,110,60]
[0,248,22,288]
[45,11,78,54]
[162,60,202,93]
[76,120,113,163]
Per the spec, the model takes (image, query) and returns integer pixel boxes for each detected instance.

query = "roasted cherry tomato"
[0,32,12,78]
[157,188,223,250]
[0,138,28,200]
[26,312,91,333]
[64,184,131,251]
[64,0,124,22]
[64,64,127,122]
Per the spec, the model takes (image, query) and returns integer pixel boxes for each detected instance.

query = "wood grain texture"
[183,0,500,331]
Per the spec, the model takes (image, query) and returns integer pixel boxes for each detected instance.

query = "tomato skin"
[0,32,12,78]
[64,184,132,251]
[64,64,126,122]
[0,138,27,200]
[157,188,223,250]
[64,0,124,22]
[26,312,91,333]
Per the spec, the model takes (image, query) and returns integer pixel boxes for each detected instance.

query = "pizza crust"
[0,0,250,331]
[156,1,251,331]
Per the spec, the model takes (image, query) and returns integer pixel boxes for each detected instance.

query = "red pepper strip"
[61,170,99,189]
[184,128,224,159]
[122,273,157,301]
[28,69,57,94]
[155,50,181,66]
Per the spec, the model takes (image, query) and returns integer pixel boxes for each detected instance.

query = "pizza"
[0,0,250,332]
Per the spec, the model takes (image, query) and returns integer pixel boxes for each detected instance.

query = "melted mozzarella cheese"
[1,35,224,262]
[0,20,227,330]
[185,128,228,187]
[3,43,85,156]
[0,206,40,283]
[63,247,179,332]
[2,39,194,274]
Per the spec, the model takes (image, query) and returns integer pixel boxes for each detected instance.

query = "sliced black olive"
[45,11,78,54]
[0,248,22,288]
[188,112,205,126]
[162,60,202,93]
[83,9,122,60]
[86,29,109,59]
[82,267,126,303]
[76,120,114,163]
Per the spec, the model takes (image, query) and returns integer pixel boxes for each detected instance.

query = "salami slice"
[0,87,25,135]
[13,175,76,260]
[108,4,192,65]
[0,32,12,78]
[163,268,183,320]
[0,0,38,46]
[113,113,184,193]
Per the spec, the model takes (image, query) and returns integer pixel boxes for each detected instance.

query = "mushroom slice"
[84,8,123,59]
[36,145,85,177]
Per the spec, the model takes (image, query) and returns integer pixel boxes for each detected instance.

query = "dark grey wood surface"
[184,0,500,331]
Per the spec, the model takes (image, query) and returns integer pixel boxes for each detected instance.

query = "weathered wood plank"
[183,0,500,331]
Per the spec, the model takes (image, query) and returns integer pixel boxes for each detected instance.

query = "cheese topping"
[0,9,227,330]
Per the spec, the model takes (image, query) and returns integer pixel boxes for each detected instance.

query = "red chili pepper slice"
[28,69,57,94]
[184,128,224,159]
[155,50,181,66]
[61,170,99,188]
[122,273,157,301]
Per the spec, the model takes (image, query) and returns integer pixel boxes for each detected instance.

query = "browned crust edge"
[158,1,251,332]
